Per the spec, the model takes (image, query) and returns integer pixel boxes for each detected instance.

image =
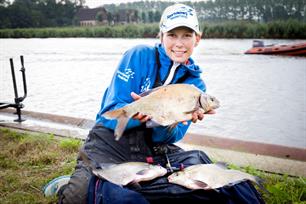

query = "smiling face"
[161,26,201,64]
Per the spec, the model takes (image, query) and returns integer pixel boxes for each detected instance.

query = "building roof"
[76,7,107,21]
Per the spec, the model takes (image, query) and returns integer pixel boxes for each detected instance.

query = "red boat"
[245,40,306,56]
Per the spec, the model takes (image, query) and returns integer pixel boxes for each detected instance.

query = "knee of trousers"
[59,165,92,204]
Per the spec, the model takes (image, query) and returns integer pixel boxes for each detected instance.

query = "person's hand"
[182,109,216,125]
[130,92,151,123]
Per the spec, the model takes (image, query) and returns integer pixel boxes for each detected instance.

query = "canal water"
[0,38,305,148]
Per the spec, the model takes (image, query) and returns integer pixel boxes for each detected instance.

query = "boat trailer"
[0,56,27,122]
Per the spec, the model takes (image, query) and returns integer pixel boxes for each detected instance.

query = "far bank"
[0,20,306,39]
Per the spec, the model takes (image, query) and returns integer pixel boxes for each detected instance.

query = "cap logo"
[167,7,194,20]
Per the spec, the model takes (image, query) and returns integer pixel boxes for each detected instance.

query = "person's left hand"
[130,92,151,123]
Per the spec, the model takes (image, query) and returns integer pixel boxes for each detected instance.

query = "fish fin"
[127,181,142,189]
[136,169,150,176]
[183,109,197,114]
[146,119,179,129]
[190,180,210,190]
[146,119,162,128]
[139,86,164,97]
[183,107,204,115]
[98,162,117,170]
[114,114,130,140]
[215,161,229,169]
[139,90,153,97]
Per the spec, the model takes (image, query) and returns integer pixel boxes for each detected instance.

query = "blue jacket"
[96,43,206,143]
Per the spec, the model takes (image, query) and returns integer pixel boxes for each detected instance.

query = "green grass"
[228,164,306,204]
[262,174,306,204]
[0,127,305,203]
[0,128,82,204]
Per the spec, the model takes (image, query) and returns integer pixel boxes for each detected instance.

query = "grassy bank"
[0,20,305,39]
[0,127,305,203]
[0,128,82,204]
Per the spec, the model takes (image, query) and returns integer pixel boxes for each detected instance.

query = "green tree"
[148,10,154,23]
[141,11,147,23]
[107,12,113,25]
[0,0,79,28]
[153,10,161,22]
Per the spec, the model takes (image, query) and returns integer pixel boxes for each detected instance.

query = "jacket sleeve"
[151,76,206,144]
[97,47,146,130]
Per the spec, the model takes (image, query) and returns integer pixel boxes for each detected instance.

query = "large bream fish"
[93,162,167,186]
[80,150,167,186]
[168,163,263,190]
[103,83,220,140]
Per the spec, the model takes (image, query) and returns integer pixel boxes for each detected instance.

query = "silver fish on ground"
[80,150,167,186]
[168,163,263,190]
[103,83,220,140]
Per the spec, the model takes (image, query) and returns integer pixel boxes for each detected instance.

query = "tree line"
[0,0,84,28]
[0,0,305,29]
[197,0,305,22]
[105,0,306,23]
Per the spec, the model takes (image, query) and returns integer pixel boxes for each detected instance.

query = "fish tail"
[103,108,131,140]
[253,176,270,195]
[114,114,130,141]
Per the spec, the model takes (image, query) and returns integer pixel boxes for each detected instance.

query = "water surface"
[0,38,305,148]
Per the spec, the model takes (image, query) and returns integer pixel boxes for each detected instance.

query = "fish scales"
[130,88,197,124]
[103,84,220,140]
[93,162,167,186]
[80,150,167,186]
[168,163,263,190]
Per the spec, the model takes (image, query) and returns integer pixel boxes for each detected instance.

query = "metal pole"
[20,55,27,101]
[9,58,19,100]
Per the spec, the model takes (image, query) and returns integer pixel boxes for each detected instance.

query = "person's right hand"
[182,109,216,125]
[130,92,151,123]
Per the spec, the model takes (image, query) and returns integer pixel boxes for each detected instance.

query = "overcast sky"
[85,0,202,8]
